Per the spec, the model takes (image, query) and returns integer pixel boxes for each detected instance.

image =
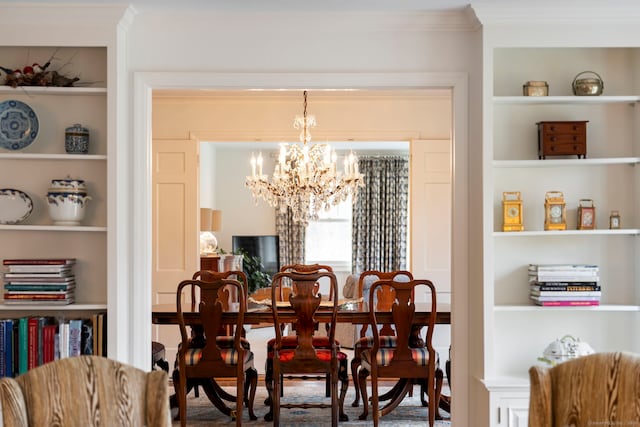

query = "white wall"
[130,8,481,426]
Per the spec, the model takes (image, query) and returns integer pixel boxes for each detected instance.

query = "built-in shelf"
[0,86,106,96]
[494,158,640,168]
[493,95,640,105]
[0,225,106,232]
[493,229,640,237]
[0,303,107,311]
[0,153,107,160]
[495,304,640,312]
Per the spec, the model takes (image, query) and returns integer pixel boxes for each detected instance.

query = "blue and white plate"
[0,189,33,224]
[0,100,39,150]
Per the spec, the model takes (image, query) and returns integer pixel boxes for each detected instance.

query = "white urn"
[46,177,91,225]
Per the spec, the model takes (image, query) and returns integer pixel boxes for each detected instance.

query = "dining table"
[152,300,451,420]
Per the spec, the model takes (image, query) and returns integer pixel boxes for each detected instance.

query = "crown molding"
[473,1,640,25]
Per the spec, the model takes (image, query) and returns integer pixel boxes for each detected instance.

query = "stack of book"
[528,264,600,307]
[2,259,76,305]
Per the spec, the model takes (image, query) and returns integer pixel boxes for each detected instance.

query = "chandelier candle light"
[246,91,364,225]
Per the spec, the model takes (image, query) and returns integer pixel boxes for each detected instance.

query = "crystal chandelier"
[245,91,364,225]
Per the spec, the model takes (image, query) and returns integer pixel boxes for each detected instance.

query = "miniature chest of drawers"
[537,121,588,159]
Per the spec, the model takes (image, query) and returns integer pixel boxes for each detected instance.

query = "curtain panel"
[276,206,306,267]
[352,156,408,273]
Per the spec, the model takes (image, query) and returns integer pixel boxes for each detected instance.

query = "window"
[304,196,352,272]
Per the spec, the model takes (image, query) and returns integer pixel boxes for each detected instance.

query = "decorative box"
[537,121,588,159]
[523,81,549,96]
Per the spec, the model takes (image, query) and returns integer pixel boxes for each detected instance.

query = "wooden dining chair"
[350,270,414,407]
[264,269,349,425]
[357,278,439,427]
[174,277,257,427]
[171,270,250,404]
[267,263,338,399]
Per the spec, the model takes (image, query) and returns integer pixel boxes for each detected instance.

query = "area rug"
[171,381,451,426]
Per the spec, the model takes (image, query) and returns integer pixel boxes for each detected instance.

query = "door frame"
[133,71,469,421]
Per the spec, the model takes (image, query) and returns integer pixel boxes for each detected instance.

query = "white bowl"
[47,192,91,225]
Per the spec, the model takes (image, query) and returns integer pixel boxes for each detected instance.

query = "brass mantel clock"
[544,191,567,231]
[502,191,524,231]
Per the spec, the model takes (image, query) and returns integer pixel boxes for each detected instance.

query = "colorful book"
[68,319,82,357]
[17,317,28,374]
[3,272,73,279]
[530,290,602,297]
[2,259,76,266]
[0,320,5,377]
[42,324,57,364]
[530,283,600,291]
[4,284,75,292]
[528,263,599,272]
[27,317,39,370]
[4,293,74,299]
[4,276,75,284]
[5,319,14,377]
[7,265,73,274]
[81,318,93,356]
[533,300,600,307]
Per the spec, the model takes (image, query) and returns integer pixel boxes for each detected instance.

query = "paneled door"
[152,138,199,362]
[410,138,452,355]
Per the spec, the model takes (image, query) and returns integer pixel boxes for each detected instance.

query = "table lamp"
[200,208,222,255]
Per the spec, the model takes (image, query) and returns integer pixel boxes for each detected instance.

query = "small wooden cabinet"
[200,256,220,271]
[537,121,588,159]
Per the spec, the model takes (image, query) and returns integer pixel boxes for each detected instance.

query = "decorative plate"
[0,100,39,150]
[0,189,33,224]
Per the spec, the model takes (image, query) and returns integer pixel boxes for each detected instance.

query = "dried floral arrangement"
[1,49,83,88]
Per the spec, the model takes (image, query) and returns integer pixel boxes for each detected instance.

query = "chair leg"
[264,359,275,421]
[358,367,370,420]
[331,370,338,427]
[350,354,361,407]
[244,367,258,421]
[338,358,349,421]
[175,370,188,427]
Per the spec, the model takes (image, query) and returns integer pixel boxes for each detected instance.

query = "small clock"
[544,191,566,231]
[502,191,524,232]
[609,210,621,229]
[577,199,595,230]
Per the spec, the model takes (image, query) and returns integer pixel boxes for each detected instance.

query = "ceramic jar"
[65,123,89,154]
[46,178,91,225]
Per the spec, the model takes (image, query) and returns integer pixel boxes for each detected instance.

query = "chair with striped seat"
[350,270,414,407]
[357,277,439,427]
[264,269,349,425]
[174,277,257,427]
[171,270,251,406]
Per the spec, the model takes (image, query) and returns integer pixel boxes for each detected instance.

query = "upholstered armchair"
[0,355,171,427]
[529,351,640,427]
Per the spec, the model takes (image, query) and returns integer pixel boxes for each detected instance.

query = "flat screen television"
[232,235,280,277]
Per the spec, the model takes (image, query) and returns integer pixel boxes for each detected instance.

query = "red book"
[27,318,38,370]
[2,259,76,266]
[534,300,600,307]
[42,324,57,364]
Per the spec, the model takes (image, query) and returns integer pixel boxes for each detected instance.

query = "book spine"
[534,300,600,306]
[5,320,13,377]
[68,319,82,357]
[531,295,600,302]
[530,291,602,297]
[27,317,38,370]
[0,321,5,377]
[530,283,600,291]
[528,264,599,271]
[2,259,76,265]
[18,318,28,374]
[529,275,599,283]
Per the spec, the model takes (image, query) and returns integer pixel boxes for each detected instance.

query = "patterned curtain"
[276,206,306,267]
[352,156,408,273]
